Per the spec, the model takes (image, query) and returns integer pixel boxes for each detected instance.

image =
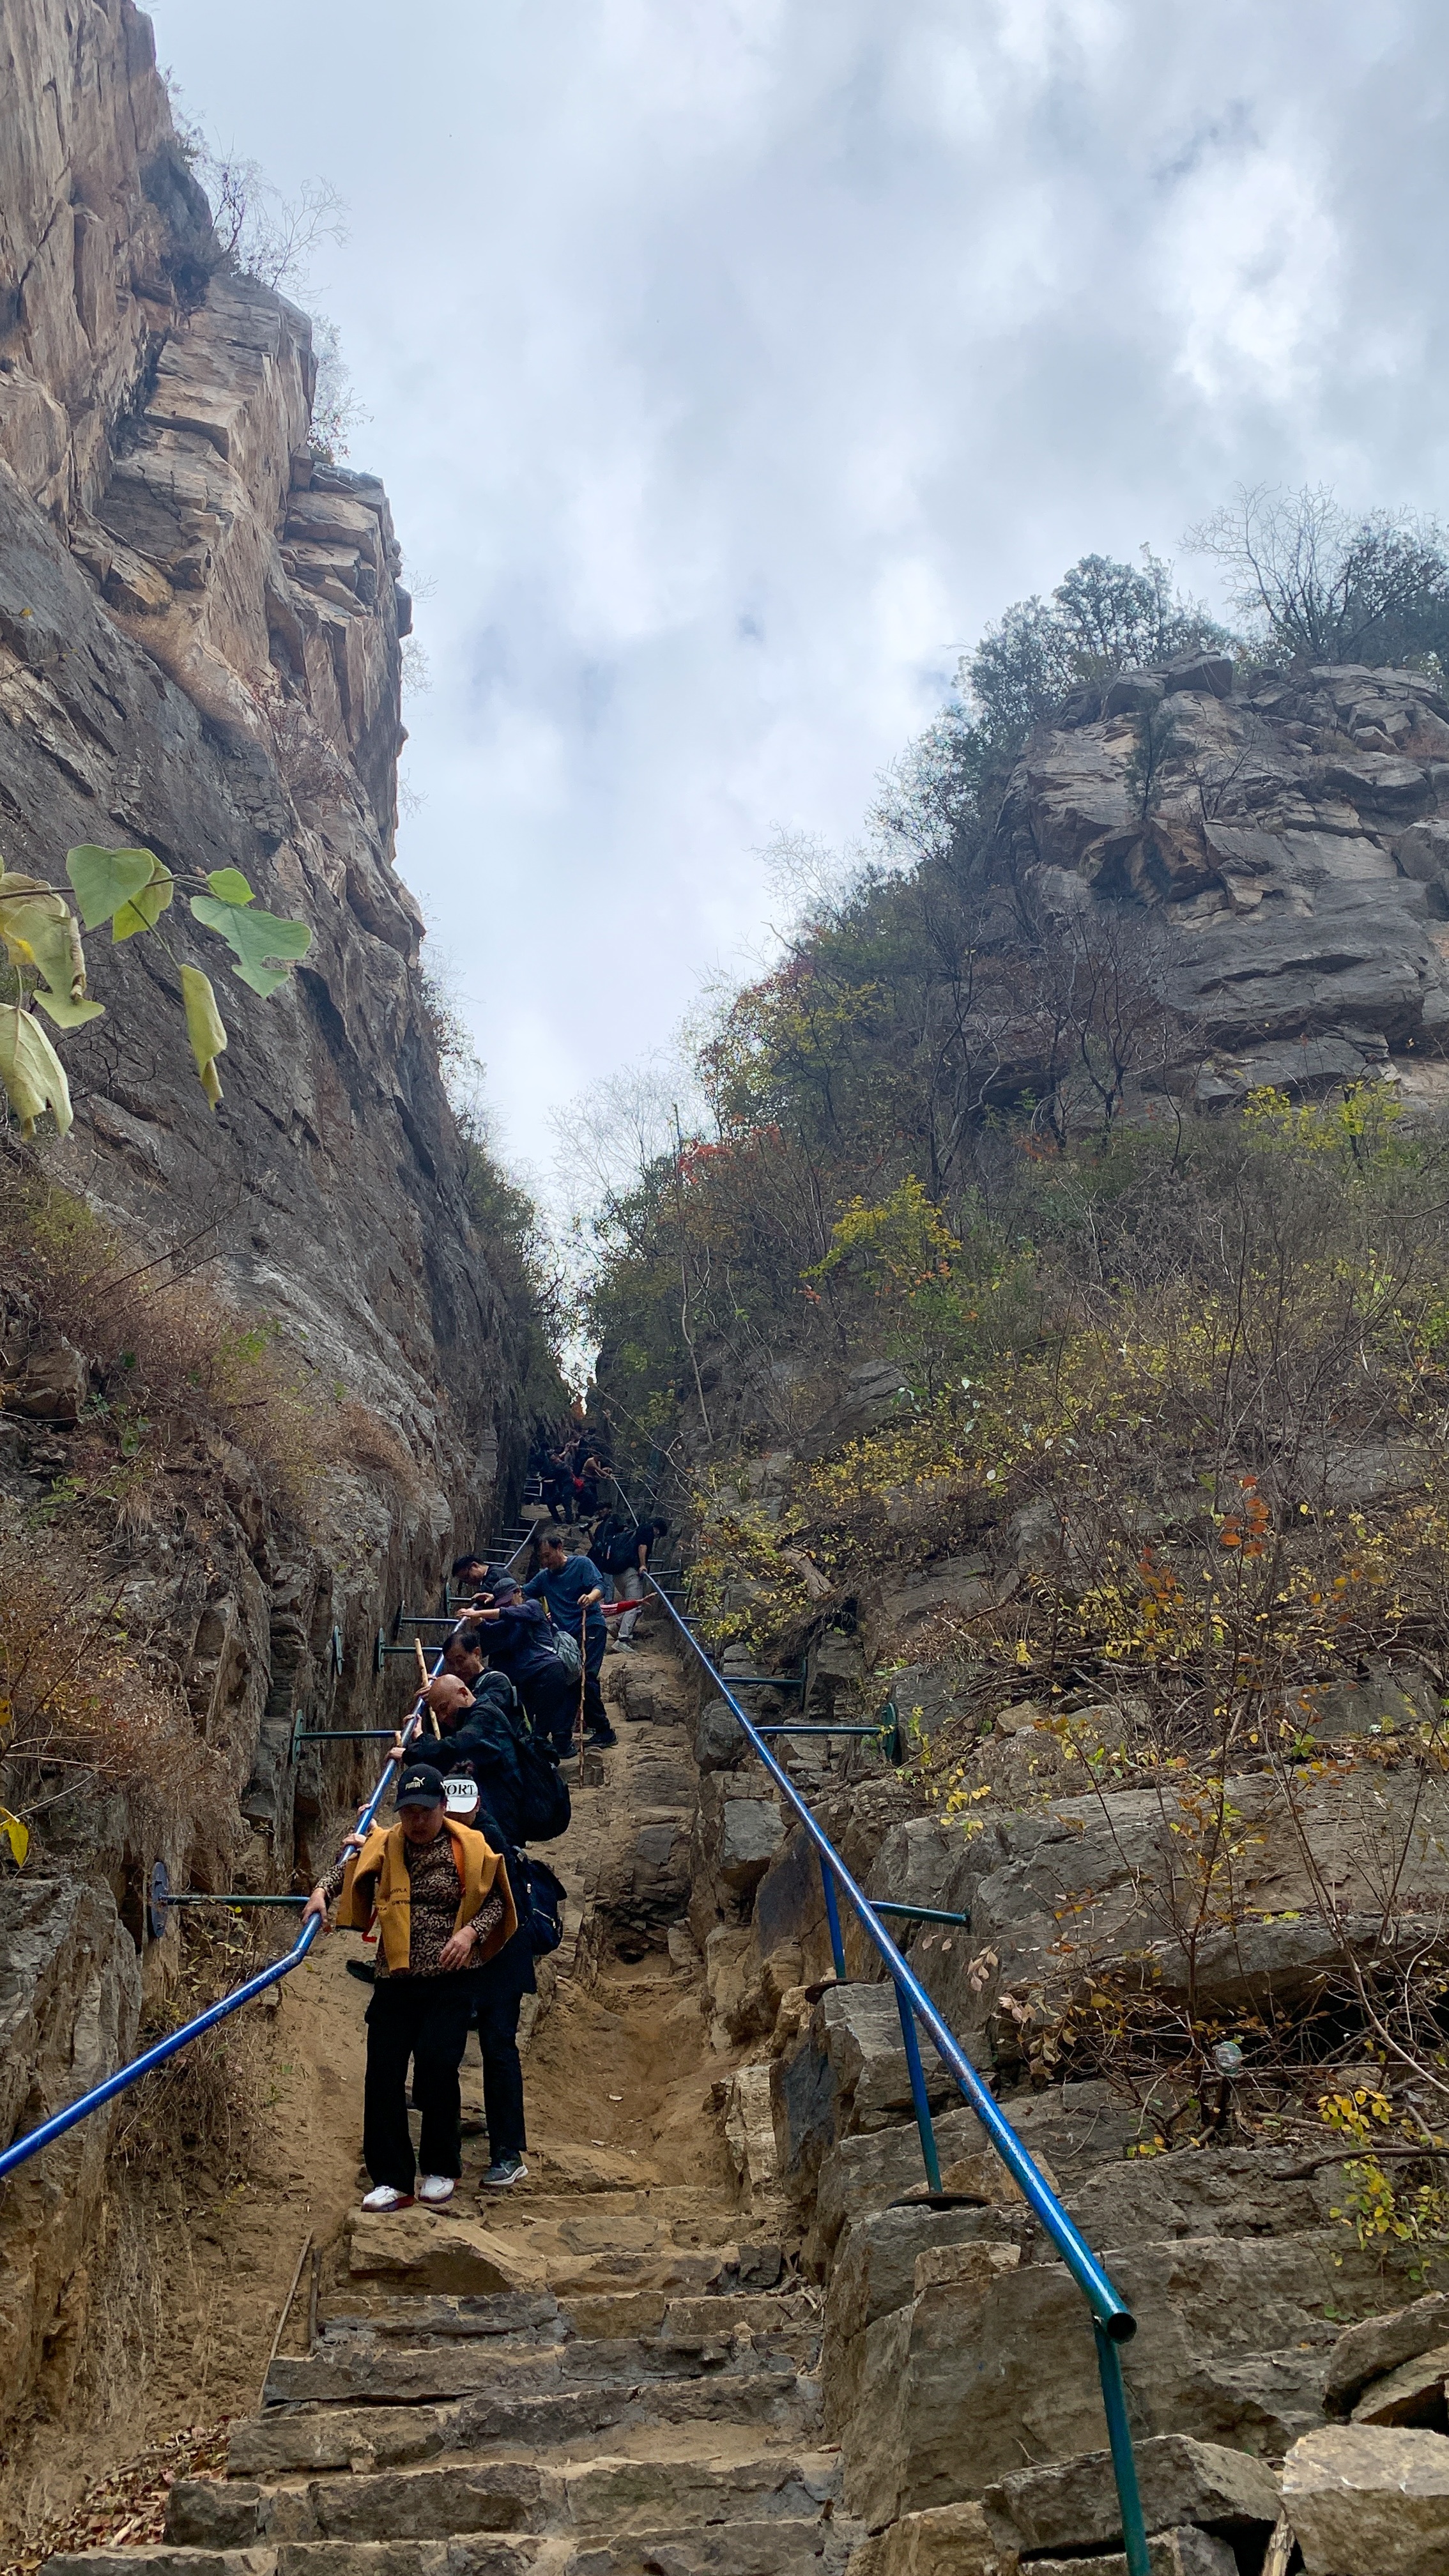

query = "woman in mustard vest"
[303,1760,516,2211]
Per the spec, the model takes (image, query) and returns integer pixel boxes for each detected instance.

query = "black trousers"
[523,1664,580,1757]
[475,1982,527,2159]
[582,1629,608,1735]
[363,1970,480,2189]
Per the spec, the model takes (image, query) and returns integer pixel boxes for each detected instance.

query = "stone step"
[560,2448,842,2538]
[471,2190,733,2228]
[47,2556,276,2576]
[274,2550,557,2576]
[49,2554,551,2576]
[267,2327,811,2407]
[83,2520,850,2576]
[569,2519,854,2576]
[171,2446,841,2548]
[346,2211,742,2300]
[559,2292,818,2347]
[319,2292,567,2343]
[229,2369,814,2478]
[548,2253,740,2299]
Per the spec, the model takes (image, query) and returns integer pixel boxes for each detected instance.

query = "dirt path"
[4,1609,744,2566]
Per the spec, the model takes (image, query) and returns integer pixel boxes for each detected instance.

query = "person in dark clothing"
[613,1517,668,1647]
[440,1774,532,2188]
[303,1761,516,2211]
[525,1535,615,1747]
[424,1667,530,1846]
[472,1574,577,1756]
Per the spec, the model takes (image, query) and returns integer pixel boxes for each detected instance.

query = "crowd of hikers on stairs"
[301,1452,669,2223]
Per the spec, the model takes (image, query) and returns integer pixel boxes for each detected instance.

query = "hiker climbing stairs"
[39,1623,859,2576]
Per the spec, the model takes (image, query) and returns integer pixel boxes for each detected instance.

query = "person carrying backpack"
[608,1516,667,1649]
[302,1761,516,2211]
[525,1534,617,1748]
[438,1774,565,2190]
[469,1578,578,1756]
[424,1663,572,1845]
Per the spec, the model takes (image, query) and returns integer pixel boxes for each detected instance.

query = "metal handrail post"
[645,1575,1130,2324]
[895,1985,942,2193]
[1096,2324,1151,2576]
[642,1570,1148,2573]
[820,1857,847,1976]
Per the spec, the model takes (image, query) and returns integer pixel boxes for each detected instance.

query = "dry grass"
[0,1526,227,1846]
[0,2420,230,2576]
[0,1158,415,1526]
[111,1914,282,2183]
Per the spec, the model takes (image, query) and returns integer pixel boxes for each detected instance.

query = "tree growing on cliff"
[0,850,310,1140]
[876,548,1231,867]
[1189,484,1449,669]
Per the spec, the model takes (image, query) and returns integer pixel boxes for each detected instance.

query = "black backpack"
[514,1729,572,1841]
[518,1854,567,1954]
[447,1673,571,1844]
[598,1520,640,1575]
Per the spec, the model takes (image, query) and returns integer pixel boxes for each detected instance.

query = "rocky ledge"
[993,652,1449,1108]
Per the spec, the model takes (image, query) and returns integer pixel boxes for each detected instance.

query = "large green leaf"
[204,868,255,906]
[181,965,227,1108]
[0,1004,73,1138]
[112,851,175,943]
[0,875,102,1029]
[66,845,158,930]
[190,894,312,997]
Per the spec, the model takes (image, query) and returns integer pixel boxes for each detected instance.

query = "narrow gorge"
[9,8,1449,2576]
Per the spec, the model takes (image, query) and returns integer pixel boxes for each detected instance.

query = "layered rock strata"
[991,652,1449,1109]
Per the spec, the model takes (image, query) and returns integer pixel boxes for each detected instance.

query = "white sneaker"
[361,2183,414,2212]
[417,2174,455,2205]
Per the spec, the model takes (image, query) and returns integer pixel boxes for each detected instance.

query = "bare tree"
[1188,484,1449,668]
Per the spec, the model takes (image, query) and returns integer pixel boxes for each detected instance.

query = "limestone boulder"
[719,1798,787,1892]
[348,2207,550,2295]
[838,2232,1411,2527]
[696,1696,751,1771]
[847,2501,1004,2576]
[905,1768,1449,2072]
[1027,2536,1234,2576]
[1353,2341,1449,2430]
[981,2433,1280,2557]
[822,2206,1023,2430]
[1282,2422,1449,2573]
[1326,2292,1449,2417]
[7,1329,88,1421]
[0,1876,141,2425]
[770,1981,962,2216]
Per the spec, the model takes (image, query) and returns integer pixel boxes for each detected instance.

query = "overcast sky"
[150,0,1449,1184]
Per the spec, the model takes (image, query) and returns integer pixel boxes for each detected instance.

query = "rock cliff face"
[0,0,485,1462]
[993,651,1449,1109]
[0,0,526,2443]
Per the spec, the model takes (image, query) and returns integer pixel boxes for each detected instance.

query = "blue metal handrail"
[644,1571,1151,2576]
[0,1515,541,2189]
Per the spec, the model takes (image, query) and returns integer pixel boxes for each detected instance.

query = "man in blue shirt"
[525,1536,617,1747]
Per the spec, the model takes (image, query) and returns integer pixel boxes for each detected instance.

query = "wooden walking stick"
[576,1606,588,1761]
[415,1637,440,1739]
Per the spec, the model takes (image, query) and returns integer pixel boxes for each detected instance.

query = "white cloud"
[150,0,1449,1170]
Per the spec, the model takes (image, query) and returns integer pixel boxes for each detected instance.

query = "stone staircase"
[47,2182,854,2576]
